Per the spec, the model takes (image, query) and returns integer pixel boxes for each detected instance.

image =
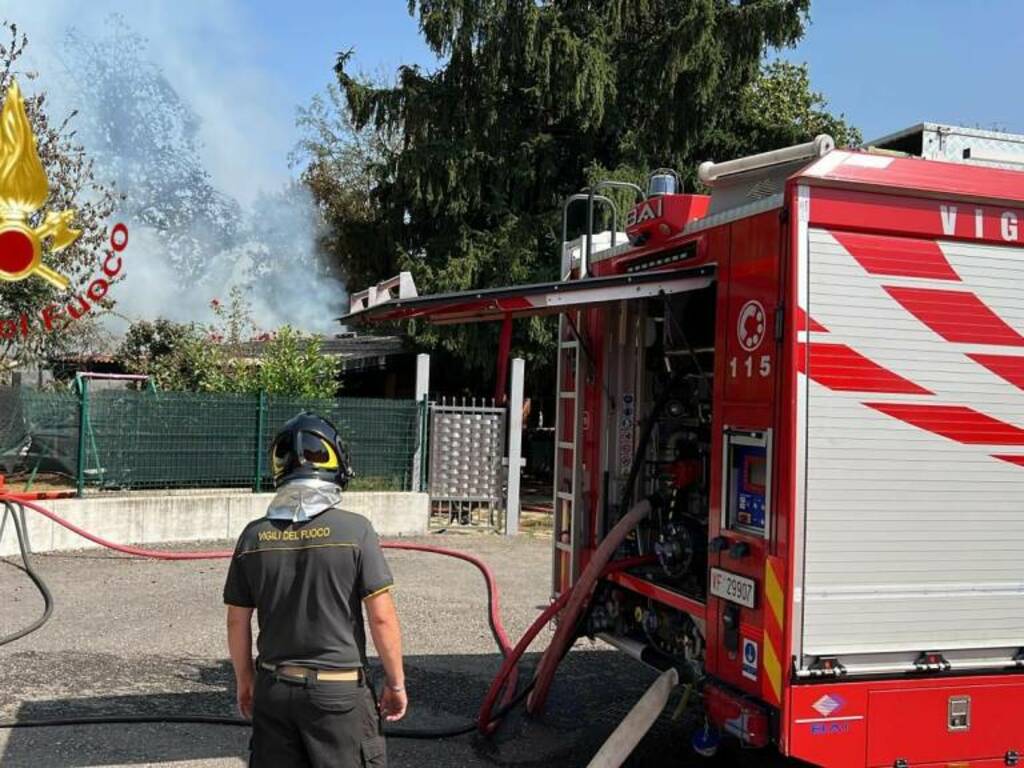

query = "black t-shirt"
[223,507,393,669]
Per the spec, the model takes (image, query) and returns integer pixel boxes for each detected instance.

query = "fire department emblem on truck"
[737,299,766,351]
[0,80,80,290]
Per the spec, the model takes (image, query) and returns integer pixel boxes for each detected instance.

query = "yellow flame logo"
[0,80,79,290]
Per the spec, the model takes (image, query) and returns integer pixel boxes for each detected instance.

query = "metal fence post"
[76,376,89,498]
[506,357,525,536]
[253,390,267,492]
[412,354,430,492]
[418,396,430,492]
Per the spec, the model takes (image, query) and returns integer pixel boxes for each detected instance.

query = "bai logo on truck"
[0,80,128,339]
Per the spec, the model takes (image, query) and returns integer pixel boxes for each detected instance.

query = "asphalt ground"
[0,529,790,767]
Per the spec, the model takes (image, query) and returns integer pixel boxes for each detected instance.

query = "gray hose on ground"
[526,499,652,716]
[586,666,680,768]
[0,502,54,647]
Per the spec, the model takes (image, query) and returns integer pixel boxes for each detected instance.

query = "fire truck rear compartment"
[586,285,717,670]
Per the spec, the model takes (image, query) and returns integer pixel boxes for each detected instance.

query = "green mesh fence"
[0,386,422,492]
[84,390,259,490]
[0,386,25,459]
[0,387,80,476]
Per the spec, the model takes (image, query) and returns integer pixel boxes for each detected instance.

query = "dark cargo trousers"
[250,669,386,767]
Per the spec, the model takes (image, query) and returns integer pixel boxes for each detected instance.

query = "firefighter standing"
[224,412,406,767]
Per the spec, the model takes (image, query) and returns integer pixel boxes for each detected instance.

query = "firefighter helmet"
[270,412,353,489]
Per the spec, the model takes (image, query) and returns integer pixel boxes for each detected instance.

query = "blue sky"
[786,1,1024,140]
[237,2,438,98]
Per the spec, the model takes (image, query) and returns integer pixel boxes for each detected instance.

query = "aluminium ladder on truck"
[552,313,585,597]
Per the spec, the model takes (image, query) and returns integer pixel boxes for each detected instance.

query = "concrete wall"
[0,491,429,557]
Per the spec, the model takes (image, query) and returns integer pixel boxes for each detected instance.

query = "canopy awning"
[342,265,715,325]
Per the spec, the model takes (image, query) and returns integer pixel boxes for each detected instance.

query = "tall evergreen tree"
[326,1,856,387]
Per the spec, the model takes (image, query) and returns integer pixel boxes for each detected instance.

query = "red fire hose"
[1,495,651,735]
[8,497,236,560]
[4,497,520,715]
[527,499,652,716]
[476,552,652,733]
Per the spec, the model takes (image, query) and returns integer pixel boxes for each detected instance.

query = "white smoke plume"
[8,2,346,336]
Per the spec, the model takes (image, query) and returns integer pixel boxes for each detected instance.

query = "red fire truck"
[346,124,1024,767]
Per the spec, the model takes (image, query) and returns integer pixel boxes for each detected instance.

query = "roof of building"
[227,333,407,361]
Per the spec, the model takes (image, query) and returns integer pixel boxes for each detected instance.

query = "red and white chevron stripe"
[801,228,1024,466]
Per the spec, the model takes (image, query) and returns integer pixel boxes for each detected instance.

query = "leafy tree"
[61,20,241,279]
[242,326,339,398]
[0,21,120,376]
[312,0,857,388]
[116,291,339,398]
[293,81,400,294]
[117,318,195,367]
[62,20,343,332]
[719,59,861,159]
[115,317,209,391]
